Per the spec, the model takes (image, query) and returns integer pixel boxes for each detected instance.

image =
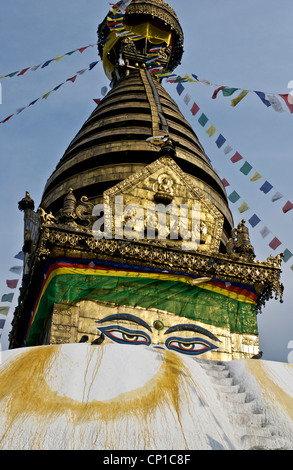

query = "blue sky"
[0,0,293,361]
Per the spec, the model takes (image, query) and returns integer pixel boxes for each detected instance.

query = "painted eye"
[98,325,151,346]
[165,337,219,356]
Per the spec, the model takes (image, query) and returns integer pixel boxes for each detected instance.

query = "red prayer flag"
[221,178,230,188]
[190,102,200,116]
[17,67,30,76]
[66,75,77,83]
[279,94,293,113]
[93,99,101,105]
[282,200,293,213]
[212,86,226,99]
[1,114,14,123]
[268,237,282,250]
[230,152,243,163]
[77,46,89,53]
[6,279,18,289]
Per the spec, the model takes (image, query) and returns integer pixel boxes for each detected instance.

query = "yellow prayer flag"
[183,74,198,82]
[53,55,66,62]
[231,90,250,107]
[238,202,250,213]
[250,171,262,182]
[42,91,52,100]
[206,124,217,137]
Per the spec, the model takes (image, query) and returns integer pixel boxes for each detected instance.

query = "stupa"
[1,0,291,451]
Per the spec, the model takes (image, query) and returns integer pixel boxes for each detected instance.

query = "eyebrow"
[96,313,153,332]
[164,324,221,343]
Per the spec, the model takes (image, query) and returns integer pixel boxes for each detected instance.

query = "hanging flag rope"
[171,81,293,217]
[0,257,23,337]
[162,73,293,113]
[169,83,293,269]
[0,43,98,81]
[0,61,99,124]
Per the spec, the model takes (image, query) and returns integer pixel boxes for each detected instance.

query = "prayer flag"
[248,214,261,228]
[42,91,52,100]
[0,307,9,316]
[16,107,26,114]
[221,178,230,188]
[260,181,273,194]
[65,51,76,56]
[30,64,41,71]
[254,91,271,107]
[183,93,191,105]
[222,88,239,97]
[41,59,53,68]
[101,86,108,96]
[6,280,18,289]
[283,249,293,263]
[17,68,30,76]
[223,144,233,155]
[271,191,283,202]
[212,86,226,99]
[238,202,250,213]
[53,55,66,62]
[216,134,226,148]
[279,94,293,113]
[192,74,198,81]
[93,99,101,105]
[1,114,14,123]
[198,113,208,127]
[28,98,39,106]
[230,152,243,163]
[183,74,198,82]
[228,191,241,203]
[89,61,99,70]
[77,68,88,75]
[240,161,253,175]
[15,251,24,260]
[66,75,77,83]
[9,266,22,275]
[176,83,185,95]
[206,124,217,137]
[267,94,284,113]
[269,237,282,250]
[53,83,64,91]
[250,172,262,182]
[260,226,270,238]
[77,46,89,53]
[0,320,5,329]
[7,72,19,77]
[282,200,293,213]
[231,90,250,107]
[1,293,14,303]
[190,102,200,116]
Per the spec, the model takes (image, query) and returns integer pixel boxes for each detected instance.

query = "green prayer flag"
[222,88,239,97]
[198,113,208,127]
[1,293,14,302]
[240,161,253,175]
[228,191,241,203]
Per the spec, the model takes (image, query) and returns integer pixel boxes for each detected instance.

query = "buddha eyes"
[165,337,219,356]
[97,324,218,356]
[98,325,151,346]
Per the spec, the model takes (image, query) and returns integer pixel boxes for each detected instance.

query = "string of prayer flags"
[0,43,97,81]
[0,61,99,124]
[173,85,293,219]
[167,72,293,113]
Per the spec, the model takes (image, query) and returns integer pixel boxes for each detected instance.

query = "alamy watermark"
[92,196,201,251]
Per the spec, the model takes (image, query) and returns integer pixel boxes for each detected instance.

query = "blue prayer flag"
[255,91,271,108]
[176,83,185,96]
[248,214,261,228]
[260,181,273,194]
[216,134,226,148]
